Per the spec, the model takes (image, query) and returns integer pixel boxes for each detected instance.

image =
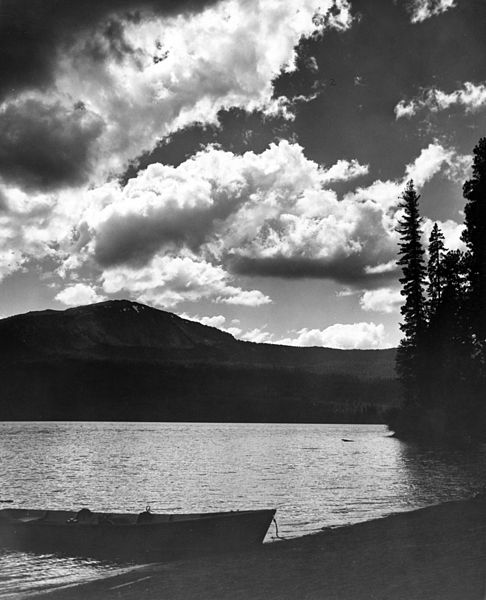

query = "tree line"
[390,138,486,442]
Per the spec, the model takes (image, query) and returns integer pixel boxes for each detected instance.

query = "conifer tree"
[427,223,445,318]
[396,181,427,406]
[427,250,469,406]
[462,137,486,343]
[460,138,486,434]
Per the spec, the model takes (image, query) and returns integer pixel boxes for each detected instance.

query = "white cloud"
[360,288,402,314]
[276,322,389,349]
[395,82,486,119]
[394,100,418,120]
[0,139,467,305]
[364,260,397,275]
[178,314,277,343]
[347,142,467,211]
[422,218,465,251]
[0,0,463,303]
[55,283,106,306]
[101,254,271,308]
[181,314,228,329]
[239,327,275,344]
[320,159,369,184]
[179,312,244,337]
[405,143,454,187]
[409,0,456,23]
[66,140,390,290]
[175,316,390,349]
[148,312,391,349]
[216,289,272,306]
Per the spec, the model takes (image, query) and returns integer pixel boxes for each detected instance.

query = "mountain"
[0,300,237,360]
[0,300,399,422]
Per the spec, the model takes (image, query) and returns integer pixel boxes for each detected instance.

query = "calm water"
[1,422,486,597]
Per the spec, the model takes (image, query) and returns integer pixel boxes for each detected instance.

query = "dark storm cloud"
[230,255,399,288]
[0,98,105,190]
[0,0,221,100]
[273,0,486,188]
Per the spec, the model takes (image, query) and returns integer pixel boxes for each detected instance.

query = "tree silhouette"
[428,250,469,411]
[427,223,445,318]
[395,180,427,407]
[391,140,486,441]
[462,137,486,343]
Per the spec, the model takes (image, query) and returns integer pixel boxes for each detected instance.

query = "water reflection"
[0,550,129,597]
[394,438,486,506]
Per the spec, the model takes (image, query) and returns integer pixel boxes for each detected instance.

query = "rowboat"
[0,507,276,562]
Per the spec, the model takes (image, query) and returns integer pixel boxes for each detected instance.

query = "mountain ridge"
[0,299,396,378]
[0,300,399,422]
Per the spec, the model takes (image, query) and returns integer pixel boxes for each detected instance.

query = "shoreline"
[26,497,486,600]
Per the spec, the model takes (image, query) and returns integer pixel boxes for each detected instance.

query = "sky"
[0,0,485,349]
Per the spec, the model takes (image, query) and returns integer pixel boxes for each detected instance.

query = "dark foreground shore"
[29,497,486,600]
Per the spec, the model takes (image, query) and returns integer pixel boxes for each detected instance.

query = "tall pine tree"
[423,223,447,410]
[427,250,470,415]
[396,181,427,407]
[427,223,445,318]
[461,138,486,433]
[462,137,486,343]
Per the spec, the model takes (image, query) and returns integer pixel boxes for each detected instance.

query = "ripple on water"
[1,422,486,596]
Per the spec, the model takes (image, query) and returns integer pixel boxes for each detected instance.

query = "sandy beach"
[26,496,486,600]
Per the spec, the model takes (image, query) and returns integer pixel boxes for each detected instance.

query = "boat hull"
[0,508,276,562]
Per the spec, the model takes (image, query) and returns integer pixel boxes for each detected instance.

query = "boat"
[0,506,276,562]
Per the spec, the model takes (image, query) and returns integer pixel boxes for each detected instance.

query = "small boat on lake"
[0,507,276,562]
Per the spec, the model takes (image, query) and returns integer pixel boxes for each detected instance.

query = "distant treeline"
[390,138,486,442]
[0,359,399,423]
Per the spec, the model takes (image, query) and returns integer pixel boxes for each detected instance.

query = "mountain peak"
[0,299,236,359]
[65,299,155,316]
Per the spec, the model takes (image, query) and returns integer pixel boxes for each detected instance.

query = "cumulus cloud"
[174,313,390,349]
[395,82,486,119]
[0,0,353,192]
[75,141,388,287]
[359,288,402,314]
[394,100,417,120]
[180,313,242,337]
[212,321,389,349]
[408,0,456,23]
[100,254,271,307]
[405,143,455,188]
[347,142,465,211]
[0,138,465,306]
[81,141,378,283]
[0,1,367,310]
[320,159,369,183]
[180,313,227,329]
[276,322,389,349]
[55,283,106,306]
[239,327,275,344]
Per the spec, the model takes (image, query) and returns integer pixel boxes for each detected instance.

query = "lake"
[1,422,486,597]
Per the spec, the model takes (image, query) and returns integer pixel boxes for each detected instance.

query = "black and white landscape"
[1,1,486,598]
[0,300,397,422]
